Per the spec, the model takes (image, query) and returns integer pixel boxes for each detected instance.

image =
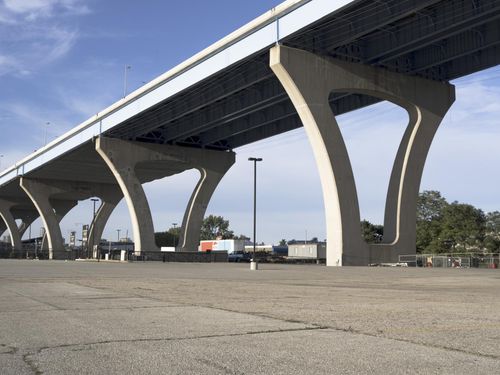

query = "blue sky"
[1,0,500,245]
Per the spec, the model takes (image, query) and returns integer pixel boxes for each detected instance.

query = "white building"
[199,239,251,254]
[288,243,326,259]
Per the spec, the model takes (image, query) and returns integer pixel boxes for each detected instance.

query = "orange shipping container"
[201,241,216,252]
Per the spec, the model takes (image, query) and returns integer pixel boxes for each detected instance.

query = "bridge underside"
[105,0,499,151]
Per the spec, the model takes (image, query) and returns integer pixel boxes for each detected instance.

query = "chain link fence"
[399,253,499,268]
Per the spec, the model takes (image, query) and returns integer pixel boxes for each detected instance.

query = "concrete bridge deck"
[0,260,499,374]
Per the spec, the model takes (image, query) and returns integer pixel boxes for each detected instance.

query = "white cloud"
[0,0,89,76]
[0,101,73,143]
[4,0,55,15]
[0,26,78,77]
[450,83,500,127]
[3,0,89,19]
[0,7,15,23]
[41,27,78,64]
[0,54,17,75]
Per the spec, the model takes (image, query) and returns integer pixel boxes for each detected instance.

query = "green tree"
[416,190,448,253]
[483,235,500,254]
[483,211,500,253]
[234,234,250,241]
[361,220,383,243]
[200,215,234,240]
[417,190,448,222]
[417,220,446,253]
[486,211,500,234]
[155,225,182,247]
[439,202,486,253]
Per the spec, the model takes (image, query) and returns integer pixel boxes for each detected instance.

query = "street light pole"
[90,198,99,259]
[0,154,3,170]
[248,157,262,270]
[91,198,99,220]
[123,65,131,98]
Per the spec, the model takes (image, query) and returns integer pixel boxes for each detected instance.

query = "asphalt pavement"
[0,260,499,374]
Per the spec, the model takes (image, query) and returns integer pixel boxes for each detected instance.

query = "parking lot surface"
[0,260,499,374]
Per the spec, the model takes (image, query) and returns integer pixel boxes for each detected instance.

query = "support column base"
[52,250,71,260]
[368,244,409,264]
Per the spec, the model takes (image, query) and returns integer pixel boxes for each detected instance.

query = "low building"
[199,239,251,254]
[271,245,288,255]
[244,244,273,253]
[99,239,134,252]
[288,242,326,259]
[243,245,288,255]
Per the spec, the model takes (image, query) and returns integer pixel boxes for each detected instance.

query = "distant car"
[228,251,251,262]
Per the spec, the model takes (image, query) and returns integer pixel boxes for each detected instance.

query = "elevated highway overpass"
[1,0,499,265]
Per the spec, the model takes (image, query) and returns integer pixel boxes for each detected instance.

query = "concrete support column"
[0,200,22,251]
[96,138,162,254]
[20,178,76,259]
[270,45,455,266]
[96,137,235,255]
[14,210,39,239]
[41,199,77,251]
[373,104,453,261]
[88,197,122,255]
[179,156,235,252]
[271,46,364,266]
[0,221,6,238]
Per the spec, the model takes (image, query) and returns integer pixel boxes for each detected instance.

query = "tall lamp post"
[73,223,82,258]
[248,157,262,270]
[123,65,131,98]
[90,198,99,259]
[0,154,3,170]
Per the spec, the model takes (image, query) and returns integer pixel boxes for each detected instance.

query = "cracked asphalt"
[0,260,499,374]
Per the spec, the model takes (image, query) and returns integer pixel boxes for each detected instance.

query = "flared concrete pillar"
[179,156,235,252]
[96,137,235,255]
[14,209,39,239]
[20,178,77,259]
[0,221,6,238]
[270,45,455,266]
[0,200,22,251]
[41,199,77,252]
[96,138,159,254]
[88,195,122,256]
[374,92,455,263]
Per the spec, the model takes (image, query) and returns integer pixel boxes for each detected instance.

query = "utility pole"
[248,157,262,270]
[90,198,99,259]
[123,65,131,98]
